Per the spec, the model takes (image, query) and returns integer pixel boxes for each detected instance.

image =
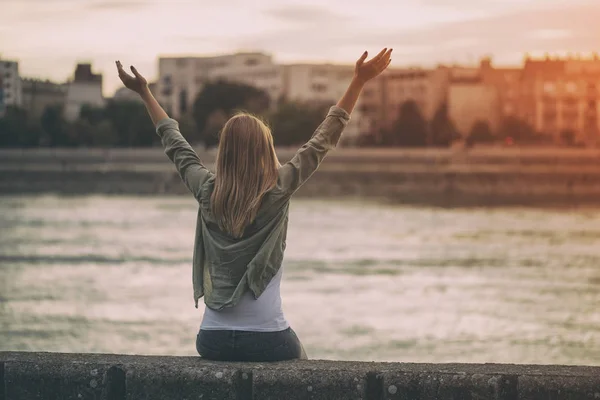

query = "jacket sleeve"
[156,117,214,199]
[276,105,350,195]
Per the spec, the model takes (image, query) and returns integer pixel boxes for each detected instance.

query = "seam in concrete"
[104,365,126,400]
[0,362,4,400]
[499,375,518,400]
[235,369,252,400]
[366,371,383,400]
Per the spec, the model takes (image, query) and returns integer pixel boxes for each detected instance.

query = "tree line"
[0,80,539,148]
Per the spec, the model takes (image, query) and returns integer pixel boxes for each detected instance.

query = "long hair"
[210,111,280,238]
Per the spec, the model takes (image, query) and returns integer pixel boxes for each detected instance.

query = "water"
[1,194,599,365]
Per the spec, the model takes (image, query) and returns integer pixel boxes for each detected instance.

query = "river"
[1,194,599,365]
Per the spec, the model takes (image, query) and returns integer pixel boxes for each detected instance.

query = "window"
[175,59,188,68]
[179,89,188,115]
[543,82,556,93]
[163,75,172,85]
[311,83,327,92]
[566,81,577,93]
[563,98,578,108]
[245,58,258,66]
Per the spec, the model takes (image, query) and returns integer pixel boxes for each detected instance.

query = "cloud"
[264,5,353,24]
[228,2,600,66]
[83,0,150,10]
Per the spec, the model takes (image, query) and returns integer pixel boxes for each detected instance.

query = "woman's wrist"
[351,76,367,88]
[138,85,152,99]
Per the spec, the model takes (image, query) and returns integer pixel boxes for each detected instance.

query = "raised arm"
[116,61,213,199]
[277,48,392,195]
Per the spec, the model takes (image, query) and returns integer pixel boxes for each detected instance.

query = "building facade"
[64,63,104,121]
[447,66,501,136]
[521,54,600,145]
[156,53,364,145]
[21,79,68,117]
[0,59,23,116]
[358,66,450,142]
[281,63,363,144]
[156,52,276,119]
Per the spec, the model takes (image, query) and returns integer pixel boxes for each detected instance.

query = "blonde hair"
[210,111,280,238]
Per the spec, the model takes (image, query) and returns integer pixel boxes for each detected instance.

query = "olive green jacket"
[155,106,350,310]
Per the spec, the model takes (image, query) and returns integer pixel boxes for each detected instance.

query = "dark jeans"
[196,327,307,362]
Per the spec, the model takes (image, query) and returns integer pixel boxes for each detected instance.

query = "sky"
[2,0,600,96]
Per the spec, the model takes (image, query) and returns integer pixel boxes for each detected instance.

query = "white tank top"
[200,266,289,332]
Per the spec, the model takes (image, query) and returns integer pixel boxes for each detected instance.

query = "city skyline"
[3,0,600,96]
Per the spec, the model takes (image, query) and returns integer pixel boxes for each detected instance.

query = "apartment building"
[156,53,364,145]
[156,52,276,119]
[520,54,600,144]
[359,66,450,140]
[280,63,363,144]
[64,63,104,121]
[0,58,23,116]
[479,57,522,119]
[21,79,68,117]
[447,66,501,136]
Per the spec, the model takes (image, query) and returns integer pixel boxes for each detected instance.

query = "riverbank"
[2,147,600,206]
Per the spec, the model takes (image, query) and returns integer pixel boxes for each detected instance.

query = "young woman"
[116,48,392,361]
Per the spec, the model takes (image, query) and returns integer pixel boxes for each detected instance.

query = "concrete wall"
[1,352,600,400]
[2,148,600,206]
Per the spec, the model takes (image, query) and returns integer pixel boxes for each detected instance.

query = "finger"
[376,49,393,67]
[130,65,143,79]
[382,58,391,70]
[117,63,134,81]
[371,48,388,62]
[356,51,368,66]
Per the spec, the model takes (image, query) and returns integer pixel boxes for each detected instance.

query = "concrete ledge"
[1,352,600,400]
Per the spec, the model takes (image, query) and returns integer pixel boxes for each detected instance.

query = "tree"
[192,81,271,148]
[40,105,72,146]
[178,113,201,145]
[560,129,576,147]
[0,106,44,147]
[393,100,428,147]
[466,120,494,147]
[497,116,536,144]
[79,104,105,126]
[267,101,329,146]
[429,103,460,147]
[103,99,155,147]
[201,109,228,149]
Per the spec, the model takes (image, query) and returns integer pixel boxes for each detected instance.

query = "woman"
[116,47,392,361]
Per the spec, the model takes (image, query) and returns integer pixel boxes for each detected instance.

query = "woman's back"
[116,47,393,361]
[201,266,287,331]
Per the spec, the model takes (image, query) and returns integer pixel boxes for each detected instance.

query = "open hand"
[354,48,393,84]
[116,60,148,94]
